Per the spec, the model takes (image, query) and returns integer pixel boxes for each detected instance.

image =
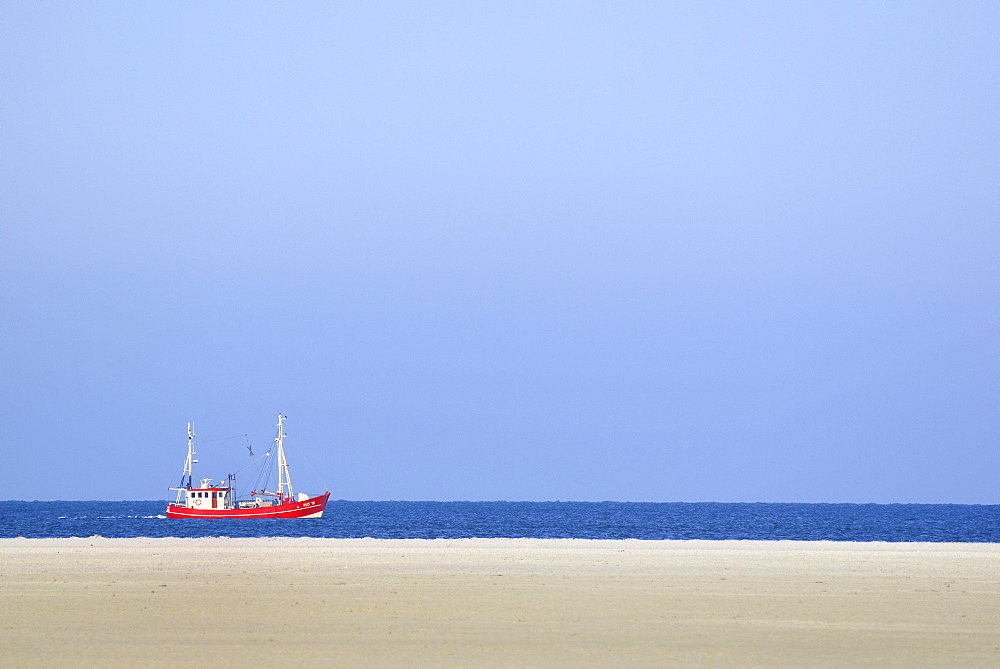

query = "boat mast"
[275,413,294,501]
[174,422,196,503]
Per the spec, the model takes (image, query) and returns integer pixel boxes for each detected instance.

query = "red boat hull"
[166,492,330,519]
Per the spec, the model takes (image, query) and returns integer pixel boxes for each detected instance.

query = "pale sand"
[1,538,998,667]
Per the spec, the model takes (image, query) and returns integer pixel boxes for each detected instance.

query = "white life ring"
[193,498,202,506]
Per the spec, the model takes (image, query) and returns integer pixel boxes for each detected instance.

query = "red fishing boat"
[166,413,330,518]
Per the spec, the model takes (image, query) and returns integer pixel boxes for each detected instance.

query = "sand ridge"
[1,538,998,666]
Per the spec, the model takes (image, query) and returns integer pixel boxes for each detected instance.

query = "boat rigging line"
[192,433,251,446]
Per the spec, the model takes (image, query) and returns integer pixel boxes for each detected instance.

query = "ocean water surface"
[1,501,997,542]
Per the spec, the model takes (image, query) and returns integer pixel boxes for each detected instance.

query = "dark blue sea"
[1,501,997,542]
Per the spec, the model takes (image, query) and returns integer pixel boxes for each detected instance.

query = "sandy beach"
[1,538,997,666]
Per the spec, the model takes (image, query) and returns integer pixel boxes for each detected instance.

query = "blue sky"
[2,2,996,502]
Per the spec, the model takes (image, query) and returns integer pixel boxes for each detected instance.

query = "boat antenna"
[275,413,294,501]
